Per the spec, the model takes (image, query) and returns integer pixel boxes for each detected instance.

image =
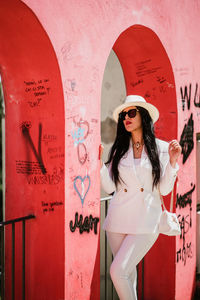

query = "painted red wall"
[0,1,65,299]
[1,0,200,299]
[113,24,177,299]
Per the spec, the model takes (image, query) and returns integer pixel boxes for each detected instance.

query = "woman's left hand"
[169,140,182,167]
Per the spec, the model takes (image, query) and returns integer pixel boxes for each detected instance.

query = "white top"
[134,158,141,166]
[100,138,179,234]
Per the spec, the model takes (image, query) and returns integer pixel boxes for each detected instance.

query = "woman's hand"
[168,140,182,167]
[99,144,104,167]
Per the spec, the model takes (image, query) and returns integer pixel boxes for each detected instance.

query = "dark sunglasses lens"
[128,109,137,118]
[119,109,137,120]
[119,112,126,120]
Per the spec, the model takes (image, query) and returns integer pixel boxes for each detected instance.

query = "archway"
[100,24,177,300]
[0,1,65,299]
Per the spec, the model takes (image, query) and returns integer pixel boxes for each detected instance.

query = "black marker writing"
[69,212,99,234]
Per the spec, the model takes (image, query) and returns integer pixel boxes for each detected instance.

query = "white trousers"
[106,231,159,300]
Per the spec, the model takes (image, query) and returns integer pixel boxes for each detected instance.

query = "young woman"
[99,95,181,300]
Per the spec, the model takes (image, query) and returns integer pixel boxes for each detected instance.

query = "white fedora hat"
[113,95,159,124]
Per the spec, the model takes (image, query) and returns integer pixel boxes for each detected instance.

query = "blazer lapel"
[140,146,149,167]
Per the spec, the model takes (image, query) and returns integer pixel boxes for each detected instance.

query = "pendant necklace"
[133,141,144,152]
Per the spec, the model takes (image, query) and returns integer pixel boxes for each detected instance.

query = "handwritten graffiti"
[176,208,193,266]
[42,133,57,145]
[68,269,83,289]
[180,83,200,111]
[73,175,91,207]
[178,208,192,240]
[180,84,191,111]
[24,78,50,107]
[179,113,194,164]
[176,184,195,209]
[22,123,47,174]
[130,79,144,88]
[27,166,64,185]
[47,146,64,159]
[176,185,194,266]
[194,83,200,107]
[176,242,193,266]
[72,118,90,165]
[71,127,85,146]
[64,78,78,103]
[69,212,99,234]
[156,75,166,84]
[16,160,44,175]
[135,59,161,77]
[41,200,63,214]
[77,143,87,164]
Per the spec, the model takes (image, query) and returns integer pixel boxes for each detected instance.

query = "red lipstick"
[125,120,132,125]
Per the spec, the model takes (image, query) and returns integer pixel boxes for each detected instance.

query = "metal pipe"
[100,196,112,202]
[0,214,35,227]
[12,223,15,300]
[22,220,25,300]
[0,226,5,300]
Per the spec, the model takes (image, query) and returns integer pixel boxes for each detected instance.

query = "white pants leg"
[106,231,159,300]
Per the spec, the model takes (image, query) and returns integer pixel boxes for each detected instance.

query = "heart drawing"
[73,175,91,207]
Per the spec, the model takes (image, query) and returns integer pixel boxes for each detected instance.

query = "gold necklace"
[133,141,144,152]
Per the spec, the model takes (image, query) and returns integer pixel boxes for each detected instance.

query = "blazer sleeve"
[159,151,179,196]
[100,163,116,194]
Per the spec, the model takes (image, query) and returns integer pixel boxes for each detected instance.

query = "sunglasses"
[119,108,139,120]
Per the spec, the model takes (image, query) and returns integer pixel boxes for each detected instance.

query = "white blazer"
[100,138,179,234]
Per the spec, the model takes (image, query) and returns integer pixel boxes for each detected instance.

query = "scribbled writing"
[16,160,44,175]
[27,166,64,185]
[69,212,99,234]
[72,118,90,165]
[176,242,193,266]
[131,79,143,88]
[176,209,193,265]
[176,185,194,266]
[42,200,63,214]
[176,184,195,209]
[22,123,46,174]
[24,79,50,107]
[179,113,194,164]
[42,133,57,145]
[180,83,200,111]
[135,59,161,77]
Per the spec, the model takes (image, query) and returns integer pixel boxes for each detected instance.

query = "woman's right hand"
[99,144,104,167]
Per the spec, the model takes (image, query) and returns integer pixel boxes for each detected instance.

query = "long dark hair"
[106,106,161,190]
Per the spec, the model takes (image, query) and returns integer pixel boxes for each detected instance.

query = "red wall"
[1,0,200,299]
[113,24,177,300]
[0,1,65,299]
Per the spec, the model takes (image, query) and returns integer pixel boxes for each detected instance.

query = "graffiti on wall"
[73,175,91,207]
[18,120,64,213]
[42,200,63,214]
[66,85,99,234]
[176,184,195,266]
[180,83,200,111]
[24,78,51,108]
[21,122,47,174]
[179,113,194,164]
[69,212,99,234]
[176,80,199,266]
[71,118,89,164]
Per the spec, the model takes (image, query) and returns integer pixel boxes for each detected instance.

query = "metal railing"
[100,197,144,300]
[0,214,35,300]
